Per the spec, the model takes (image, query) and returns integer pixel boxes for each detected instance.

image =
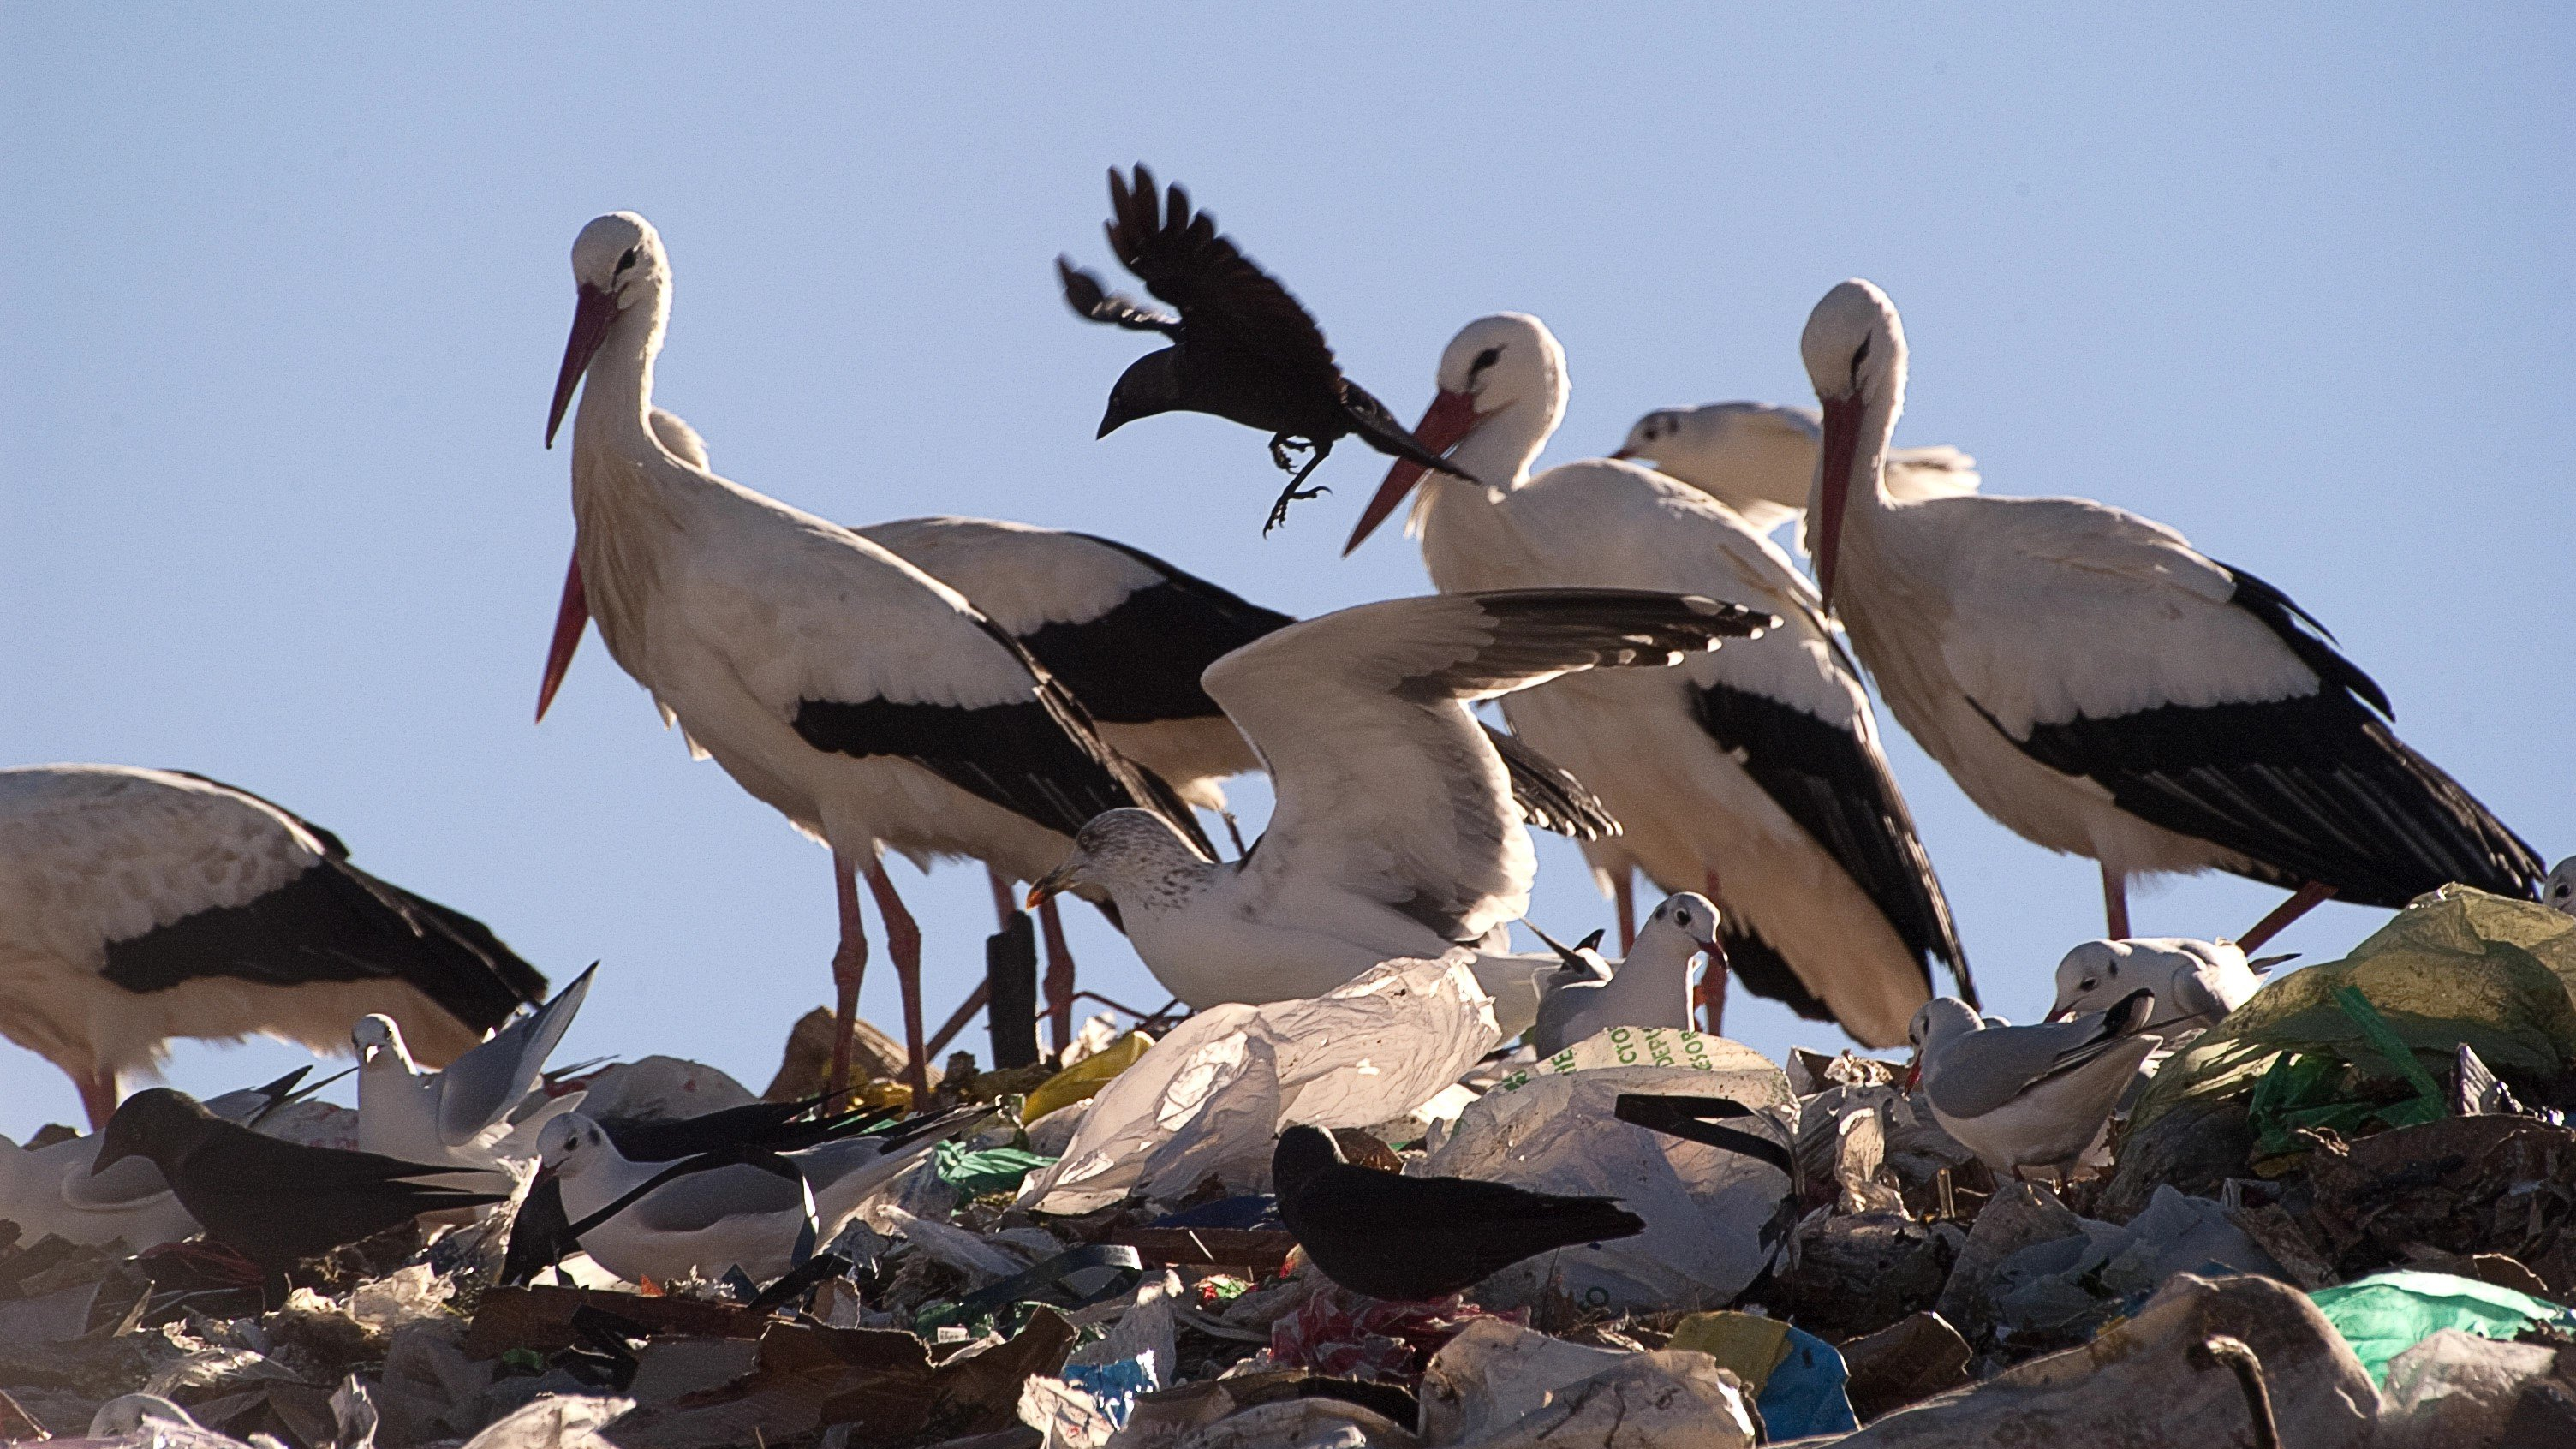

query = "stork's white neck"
[1451,391,1559,492]
[573,292,670,460]
[1411,391,1564,591]
[565,284,685,666]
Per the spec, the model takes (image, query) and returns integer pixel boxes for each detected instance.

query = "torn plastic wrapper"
[2308,1269,2576,1385]
[1017,958,1501,1214]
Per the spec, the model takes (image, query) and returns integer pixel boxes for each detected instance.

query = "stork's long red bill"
[1341,388,1482,556]
[536,553,588,723]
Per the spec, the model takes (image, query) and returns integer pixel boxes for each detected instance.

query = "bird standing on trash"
[2048,938,2277,1039]
[1798,278,2543,950]
[0,1069,313,1250]
[1530,892,1720,1056]
[94,1088,507,1306]
[1907,993,2162,1182]
[1271,1124,1645,1302]
[1026,589,1768,1037]
[1058,164,1475,533]
[354,963,596,1172]
[534,1106,984,1285]
[0,764,547,1128]
[535,212,1208,1099]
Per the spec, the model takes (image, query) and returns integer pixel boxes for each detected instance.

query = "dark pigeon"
[1271,1124,1643,1302]
[1058,164,1476,534]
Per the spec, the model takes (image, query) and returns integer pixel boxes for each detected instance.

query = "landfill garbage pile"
[5,892,2576,1449]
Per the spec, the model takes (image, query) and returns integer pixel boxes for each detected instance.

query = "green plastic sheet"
[2129,887,2576,1139]
[935,1140,1058,1196]
[2309,1269,2576,1385]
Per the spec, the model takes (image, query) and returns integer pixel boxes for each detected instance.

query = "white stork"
[1798,279,2543,945]
[535,212,1209,1095]
[1343,314,1972,1048]
[1026,589,1767,1035]
[1612,400,1979,542]
[0,765,546,1127]
[607,411,1612,1052]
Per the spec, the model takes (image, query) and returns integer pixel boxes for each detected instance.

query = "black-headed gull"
[355,963,596,1171]
[534,1106,983,1285]
[2547,856,2573,917]
[1529,893,1719,1056]
[2047,938,2281,1037]
[1907,993,2161,1181]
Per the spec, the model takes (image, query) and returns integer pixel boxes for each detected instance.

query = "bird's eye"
[1851,337,1872,374]
[2079,977,2098,992]
[1471,347,1502,374]
[617,247,639,272]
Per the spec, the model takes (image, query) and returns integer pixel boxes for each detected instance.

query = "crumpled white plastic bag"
[1019,957,1500,1213]
[1419,1042,1794,1313]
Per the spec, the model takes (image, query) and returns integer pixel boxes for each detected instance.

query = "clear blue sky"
[4,7,2568,1131]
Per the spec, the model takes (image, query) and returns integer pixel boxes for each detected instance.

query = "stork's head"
[352,1013,411,1068]
[1344,313,1566,554]
[535,1112,612,1179]
[1800,280,1908,608]
[548,212,669,447]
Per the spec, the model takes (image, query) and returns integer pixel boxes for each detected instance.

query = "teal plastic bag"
[2309,1270,2576,1385]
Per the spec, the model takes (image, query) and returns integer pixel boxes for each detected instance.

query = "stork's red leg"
[2102,864,2132,939]
[1036,895,1077,1054]
[1613,869,1637,955]
[2239,881,2335,952]
[826,852,870,1099]
[1696,870,1729,1035]
[865,861,929,1098]
[986,868,1017,930]
[75,1070,119,1131]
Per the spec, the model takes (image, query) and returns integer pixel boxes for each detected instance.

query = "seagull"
[2548,857,2574,917]
[354,963,596,1172]
[0,764,548,1128]
[2048,937,2280,1037]
[1025,589,1769,1036]
[537,212,1210,1097]
[1611,400,1978,542]
[1800,278,2543,947]
[1529,892,1720,1057]
[94,1088,507,1306]
[1057,164,1474,533]
[0,1069,314,1250]
[534,1106,982,1285]
[1343,314,1972,1046]
[1271,1124,1644,1302]
[1907,992,2162,1181]
[499,1094,897,1285]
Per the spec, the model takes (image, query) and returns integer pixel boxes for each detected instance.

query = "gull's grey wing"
[1531,977,1603,1056]
[438,964,595,1146]
[624,1160,806,1236]
[1923,1007,2146,1121]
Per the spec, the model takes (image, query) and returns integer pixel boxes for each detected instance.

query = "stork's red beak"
[1342,389,1482,557]
[1903,1054,1922,1093]
[546,284,619,449]
[1812,394,1862,611]
[535,553,588,723]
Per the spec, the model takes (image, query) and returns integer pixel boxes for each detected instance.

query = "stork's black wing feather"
[1485,725,1621,841]
[1986,564,2540,909]
[1693,681,1974,1005]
